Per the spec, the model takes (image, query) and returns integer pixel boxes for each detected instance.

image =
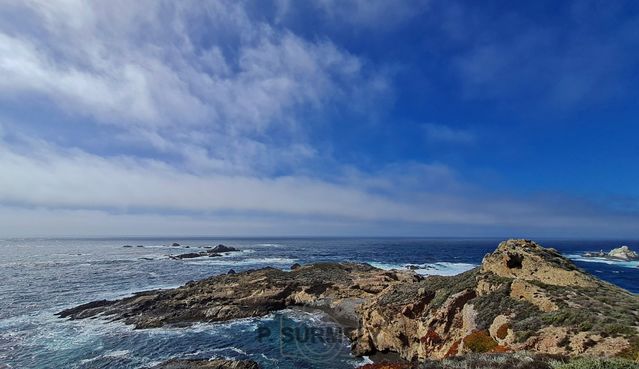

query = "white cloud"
[1,136,638,237]
[0,0,389,175]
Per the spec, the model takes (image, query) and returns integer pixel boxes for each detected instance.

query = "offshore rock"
[608,246,639,261]
[210,244,238,253]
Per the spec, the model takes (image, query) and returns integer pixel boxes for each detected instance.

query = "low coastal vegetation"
[359,352,639,369]
[364,354,639,369]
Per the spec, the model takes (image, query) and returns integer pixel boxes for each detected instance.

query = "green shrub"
[551,358,639,369]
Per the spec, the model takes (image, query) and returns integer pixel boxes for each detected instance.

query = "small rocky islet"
[58,240,639,368]
[583,245,639,261]
[169,244,239,260]
[122,243,241,260]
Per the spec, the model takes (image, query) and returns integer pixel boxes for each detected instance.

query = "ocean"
[1,238,637,369]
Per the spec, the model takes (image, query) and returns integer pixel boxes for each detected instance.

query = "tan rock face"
[510,279,559,312]
[529,326,570,355]
[353,239,637,361]
[481,239,595,287]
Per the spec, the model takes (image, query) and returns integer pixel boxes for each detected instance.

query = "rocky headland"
[58,240,639,366]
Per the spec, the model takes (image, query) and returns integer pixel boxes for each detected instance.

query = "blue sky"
[0,0,638,237]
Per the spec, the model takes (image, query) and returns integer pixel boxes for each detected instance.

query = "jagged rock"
[353,239,637,360]
[290,263,301,270]
[481,239,595,287]
[57,263,418,328]
[210,244,238,253]
[147,359,259,369]
[170,252,203,260]
[608,246,639,261]
[509,279,558,312]
[228,269,236,274]
[170,251,222,260]
[583,246,639,261]
[58,239,639,362]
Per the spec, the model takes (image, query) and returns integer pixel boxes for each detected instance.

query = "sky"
[0,0,638,237]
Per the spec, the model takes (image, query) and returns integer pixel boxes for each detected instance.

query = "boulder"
[608,246,639,261]
[57,262,417,328]
[290,263,301,270]
[171,243,181,247]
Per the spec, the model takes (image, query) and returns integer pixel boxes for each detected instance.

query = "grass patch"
[551,358,639,369]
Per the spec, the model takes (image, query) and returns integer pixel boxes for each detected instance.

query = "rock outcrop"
[608,246,639,261]
[58,239,639,362]
[352,240,638,361]
[210,244,238,253]
[57,263,418,328]
[169,250,222,259]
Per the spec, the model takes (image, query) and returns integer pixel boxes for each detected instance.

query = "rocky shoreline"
[58,240,639,367]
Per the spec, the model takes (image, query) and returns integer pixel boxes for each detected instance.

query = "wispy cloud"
[1,134,638,237]
[422,123,475,144]
[0,1,638,237]
[0,0,389,175]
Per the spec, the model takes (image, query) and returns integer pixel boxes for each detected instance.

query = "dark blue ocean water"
[1,238,637,369]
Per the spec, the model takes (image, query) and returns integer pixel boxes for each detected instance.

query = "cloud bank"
[0,0,637,237]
